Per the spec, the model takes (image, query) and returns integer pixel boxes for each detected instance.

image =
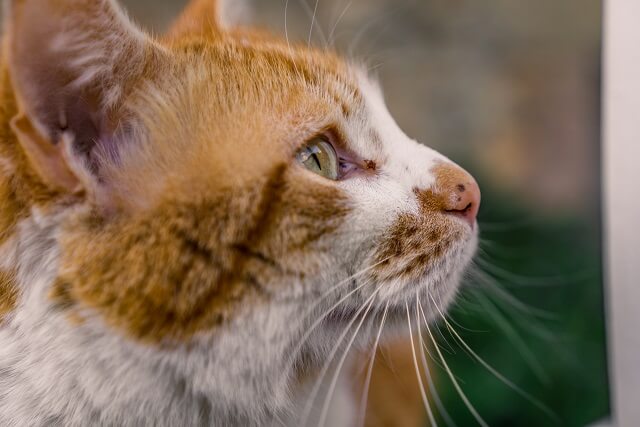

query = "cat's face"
[6,0,479,356]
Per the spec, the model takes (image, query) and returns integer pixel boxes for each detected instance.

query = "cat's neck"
[0,209,331,426]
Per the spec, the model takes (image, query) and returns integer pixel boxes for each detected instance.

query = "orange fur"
[52,165,349,342]
[1,0,362,334]
[0,1,478,425]
[167,0,222,39]
[354,340,431,427]
[0,270,18,323]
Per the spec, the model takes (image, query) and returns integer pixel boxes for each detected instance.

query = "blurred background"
[122,1,607,425]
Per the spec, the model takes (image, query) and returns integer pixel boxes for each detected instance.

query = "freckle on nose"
[419,163,481,227]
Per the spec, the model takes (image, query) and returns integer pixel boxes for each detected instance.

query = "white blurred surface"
[604,0,640,425]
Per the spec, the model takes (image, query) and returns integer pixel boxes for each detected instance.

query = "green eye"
[296,137,339,180]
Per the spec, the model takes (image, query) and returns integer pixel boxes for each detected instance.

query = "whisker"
[356,302,389,427]
[316,291,379,427]
[467,267,561,343]
[420,298,489,427]
[288,279,370,373]
[299,287,380,426]
[471,288,561,344]
[406,300,438,427]
[297,257,387,321]
[284,0,291,50]
[474,256,588,288]
[282,0,308,84]
[430,294,560,423]
[442,309,487,334]
[416,293,457,427]
[477,216,537,232]
[328,0,353,47]
[346,9,388,59]
[474,293,551,384]
[464,267,561,344]
[288,257,392,362]
[471,269,558,320]
[433,316,457,355]
[303,0,327,47]
[419,337,454,376]
[416,308,467,383]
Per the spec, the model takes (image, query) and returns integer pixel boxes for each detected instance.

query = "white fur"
[0,3,478,426]
[330,72,475,307]
[47,0,150,108]
[0,75,477,427]
[0,211,304,426]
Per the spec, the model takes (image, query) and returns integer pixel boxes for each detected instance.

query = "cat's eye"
[296,137,339,180]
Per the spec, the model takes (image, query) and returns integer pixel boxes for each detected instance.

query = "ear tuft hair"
[4,0,165,207]
[167,0,253,40]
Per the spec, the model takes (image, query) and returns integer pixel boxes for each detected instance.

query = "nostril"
[419,162,482,227]
[444,182,480,227]
[446,202,473,215]
[446,202,476,222]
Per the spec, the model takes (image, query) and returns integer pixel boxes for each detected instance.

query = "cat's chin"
[321,275,464,340]
[321,234,476,341]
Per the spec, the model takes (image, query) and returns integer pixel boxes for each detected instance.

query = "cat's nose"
[436,163,480,227]
[417,163,481,227]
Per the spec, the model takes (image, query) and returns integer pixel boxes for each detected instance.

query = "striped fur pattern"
[0,0,480,425]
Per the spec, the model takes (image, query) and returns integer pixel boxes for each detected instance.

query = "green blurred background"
[122,1,608,425]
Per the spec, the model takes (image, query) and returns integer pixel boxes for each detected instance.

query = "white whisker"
[417,333,458,377]
[433,318,457,355]
[302,0,327,47]
[416,293,457,427]
[406,300,437,427]
[284,0,291,50]
[472,270,557,320]
[288,257,391,363]
[430,294,559,423]
[474,255,576,288]
[328,0,352,47]
[356,302,388,427]
[316,292,378,427]
[299,287,380,426]
[474,293,550,384]
[420,298,489,427]
[300,256,391,322]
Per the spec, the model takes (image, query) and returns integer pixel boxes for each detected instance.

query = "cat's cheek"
[362,208,476,300]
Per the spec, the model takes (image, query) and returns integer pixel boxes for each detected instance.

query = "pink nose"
[428,163,481,227]
[444,179,480,227]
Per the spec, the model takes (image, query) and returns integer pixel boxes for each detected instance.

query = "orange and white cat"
[0,0,480,425]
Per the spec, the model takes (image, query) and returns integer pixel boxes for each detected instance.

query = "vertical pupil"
[311,152,322,170]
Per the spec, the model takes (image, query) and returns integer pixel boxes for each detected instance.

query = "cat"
[0,0,480,425]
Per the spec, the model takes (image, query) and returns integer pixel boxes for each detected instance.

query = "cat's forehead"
[173,37,359,94]
[166,37,389,155]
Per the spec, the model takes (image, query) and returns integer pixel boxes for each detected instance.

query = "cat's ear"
[167,0,253,39]
[5,0,164,201]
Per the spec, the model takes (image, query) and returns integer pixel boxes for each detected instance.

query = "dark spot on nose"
[457,184,466,192]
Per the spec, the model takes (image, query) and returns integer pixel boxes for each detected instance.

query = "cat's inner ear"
[5,0,163,200]
[167,0,252,39]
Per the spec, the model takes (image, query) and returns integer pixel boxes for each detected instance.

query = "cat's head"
[4,0,479,366]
